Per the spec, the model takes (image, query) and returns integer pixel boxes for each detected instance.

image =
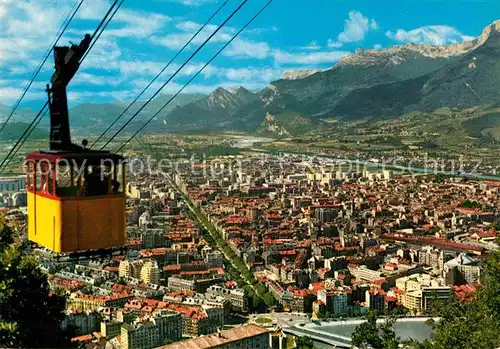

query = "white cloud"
[0,0,283,105]
[173,0,217,6]
[0,86,38,104]
[128,79,269,97]
[0,4,7,18]
[116,60,168,76]
[175,20,202,32]
[67,90,138,103]
[80,38,122,70]
[0,38,33,63]
[151,26,232,50]
[373,44,382,50]
[301,41,321,51]
[386,25,474,46]
[218,67,279,82]
[0,0,168,74]
[90,58,220,82]
[0,79,29,87]
[71,73,124,86]
[106,9,171,38]
[245,26,279,35]
[224,38,271,59]
[337,10,377,43]
[155,19,272,61]
[327,39,343,48]
[3,1,70,38]
[273,50,350,65]
[77,0,112,20]
[126,66,277,99]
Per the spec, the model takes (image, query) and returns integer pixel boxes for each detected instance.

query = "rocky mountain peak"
[281,69,321,80]
[228,86,255,101]
[336,20,500,69]
[260,85,280,106]
[212,87,230,96]
[259,112,290,136]
[228,86,249,94]
[206,87,235,109]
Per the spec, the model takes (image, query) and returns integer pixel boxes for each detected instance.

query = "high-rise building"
[418,246,445,271]
[119,260,145,279]
[395,273,451,312]
[62,310,101,336]
[141,229,165,249]
[119,259,160,284]
[120,311,181,349]
[121,321,159,349]
[206,285,249,313]
[315,207,337,224]
[366,289,385,313]
[154,311,182,345]
[443,253,481,285]
[205,250,224,268]
[101,319,123,339]
[0,176,26,193]
[318,289,349,314]
[140,260,160,285]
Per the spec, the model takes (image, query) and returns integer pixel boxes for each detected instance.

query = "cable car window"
[38,162,54,195]
[26,161,34,191]
[46,167,54,195]
[56,162,78,197]
[35,163,42,191]
[84,164,111,196]
[40,163,48,193]
[112,163,125,194]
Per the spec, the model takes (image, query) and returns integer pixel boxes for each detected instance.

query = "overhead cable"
[116,0,273,153]
[100,0,249,150]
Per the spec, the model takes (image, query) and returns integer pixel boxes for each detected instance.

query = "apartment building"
[159,323,270,349]
[395,273,451,312]
[206,285,249,313]
[443,253,481,285]
[140,260,160,285]
[120,311,181,349]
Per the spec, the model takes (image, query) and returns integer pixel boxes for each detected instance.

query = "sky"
[0,0,499,109]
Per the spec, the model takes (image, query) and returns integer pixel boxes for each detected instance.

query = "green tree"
[344,273,352,286]
[295,335,314,349]
[489,222,500,231]
[0,218,75,348]
[262,292,277,307]
[351,311,400,349]
[413,239,500,349]
[460,200,481,209]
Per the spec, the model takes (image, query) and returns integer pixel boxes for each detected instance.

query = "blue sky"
[0,0,499,108]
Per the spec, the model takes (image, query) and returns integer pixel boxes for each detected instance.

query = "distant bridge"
[283,326,351,348]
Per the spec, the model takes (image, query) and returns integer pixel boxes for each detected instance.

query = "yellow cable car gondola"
[26,35,126,253]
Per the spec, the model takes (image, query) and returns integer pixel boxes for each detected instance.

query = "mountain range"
[2,20,499,141]
[158,20,500,137]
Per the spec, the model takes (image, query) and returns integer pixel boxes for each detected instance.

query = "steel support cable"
[0,0,123,173]
[0,103,49,173]
[88,0,120,42]
[24,109,48,144]
[100,0,248,150]
[0,0,85,135]
[0,105,49,173]
[90,0,230,149]
[80,0,123,64]
[116,0,273,153]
